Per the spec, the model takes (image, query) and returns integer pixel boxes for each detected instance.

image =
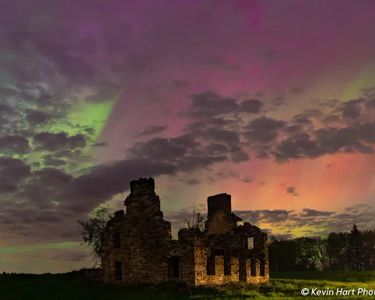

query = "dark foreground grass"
[0,272,189,300]
[0,271,374,300]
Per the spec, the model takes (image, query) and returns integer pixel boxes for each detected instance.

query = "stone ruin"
[101,178,269,286]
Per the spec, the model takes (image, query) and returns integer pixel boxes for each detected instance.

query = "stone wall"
[101,178,269,286]
[102,178,172,284]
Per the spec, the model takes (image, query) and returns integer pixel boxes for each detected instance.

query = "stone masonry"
[101,178,269,286]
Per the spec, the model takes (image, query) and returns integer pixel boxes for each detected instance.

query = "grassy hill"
[0,271,374,299]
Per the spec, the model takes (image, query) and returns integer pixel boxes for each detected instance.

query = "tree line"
[269,225,375,271]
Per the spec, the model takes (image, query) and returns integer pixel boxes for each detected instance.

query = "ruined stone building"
[101,178,269,286]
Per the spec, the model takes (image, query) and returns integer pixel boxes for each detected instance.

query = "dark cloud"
[263,97,375,161]
[33,132,87,152]
[300,208,334,217]
[128,93,375,170]
[26,110,50,125]
[291,113,312,125]
[272,96,286,106]
[0,135,30,153]
[131,124,247,169]
[0,157,177,243]
[0,104,15,124]
[235,204,375,237]
[314,126,372,154]
[136,125,167,137]
[183,91,238,119]
[244,117,286,143]
[205,143,229,155]
[130,135,198,162]
[186,178,200,185]
[239,99,264,113]
[274,124,375,162]
[0,157,30,193]
[62,158,176,212]
[229,147,250,162]
[205,128,240,145]
[241,176,253,183]
[286,186,299,196]
[274,133,318,161]
[33,168,73,187]
[167,204,375,239]
[0,157,31,178]
[132,92,375,166]
[341,98,364,119]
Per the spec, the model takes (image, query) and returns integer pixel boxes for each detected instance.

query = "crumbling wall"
[101,178,269,286]
[102,178,172,284]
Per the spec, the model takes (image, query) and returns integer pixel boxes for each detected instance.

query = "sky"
[0,0,375,273]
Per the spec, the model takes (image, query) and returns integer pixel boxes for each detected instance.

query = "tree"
[348,224,364,271]
[185,210,205,231]
[327,232,350,270]
[295,237,327,271]
[78,206,112,263]
[361,230,375,270]
[269,238,298,271]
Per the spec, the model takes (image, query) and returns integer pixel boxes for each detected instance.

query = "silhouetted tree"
[78,206,112,262]
[269,238,298,271]
[362,230,375,270]
[327,232,350,270]
[348,224,364,271]
[185,210,205,231]
[270,225,374,272]
[294,237,328,271]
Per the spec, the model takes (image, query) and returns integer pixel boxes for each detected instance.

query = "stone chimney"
[124,178,161,218]
[207,193,231,218]
[129,178,155,195]
[205,193,236,235]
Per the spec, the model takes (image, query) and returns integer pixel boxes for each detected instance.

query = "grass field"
[0,271,374,300]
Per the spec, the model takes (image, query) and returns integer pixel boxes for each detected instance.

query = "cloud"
[0,157,177,245]
[0,135,30,154]
[244,116,286,143]
[341,98,364,119]
[239,99,264,113]
[33,132,87,152]
[235,204,375,238]
[129,91,375,169]
[2,90,374,247]
[286,186,299,196]
[0,157,31,193]
[136,125,167,137]
[185,178,200,185]
[274,133,318,161]
[182,91,239,119]
[130,135,198,162]
[165,204,375,239]
[63,158,176,211]
[274,121,375,162]
[26,110,50,125]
